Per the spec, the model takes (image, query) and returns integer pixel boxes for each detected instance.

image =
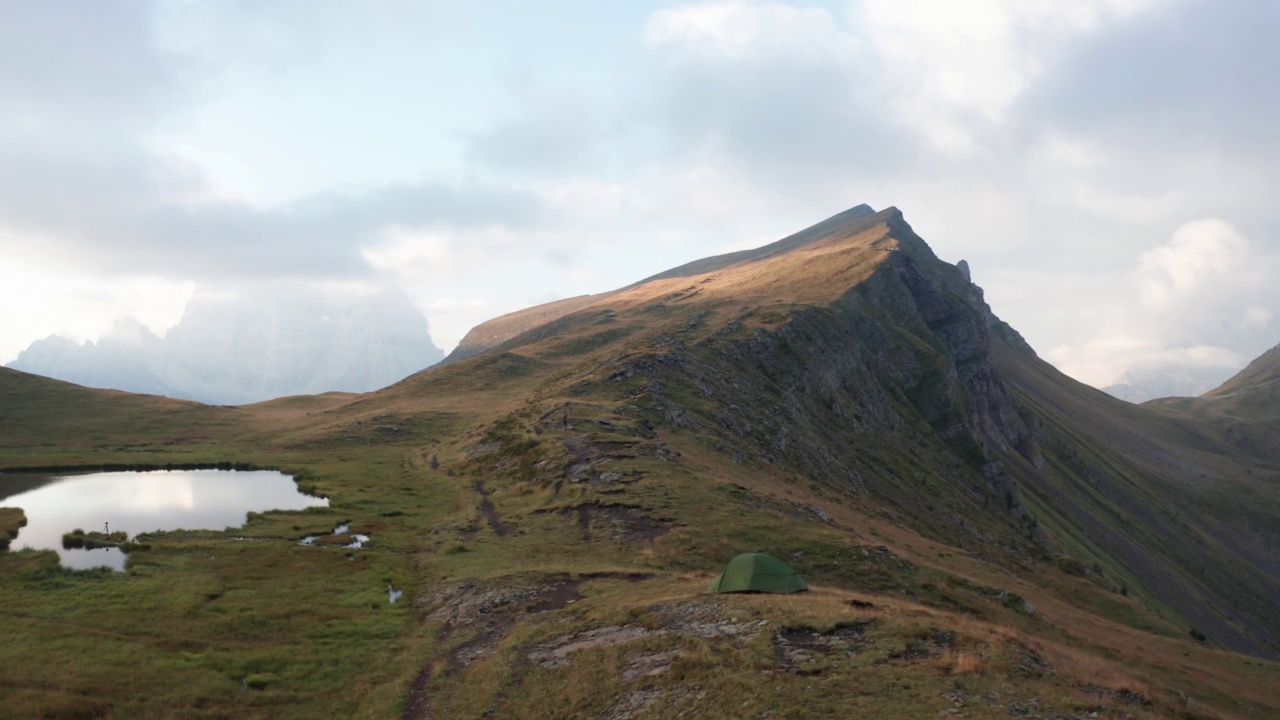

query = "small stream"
[298,523,370,549]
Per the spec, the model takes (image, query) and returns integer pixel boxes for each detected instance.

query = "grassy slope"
[446,294,608,363]
[1,211,1279,719]
[0,367,242,465]
[1202,343,1280,398]
[1152,343,1280,466]
[0,507,25,550]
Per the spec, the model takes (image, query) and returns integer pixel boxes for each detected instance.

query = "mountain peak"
[445,203,892,363]
[1203,341,1280,397]
[628,203,882,287]
[836,202,878,218]
[104,316,163,347]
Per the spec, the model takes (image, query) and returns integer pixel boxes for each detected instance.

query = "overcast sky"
[3,0,1278,389]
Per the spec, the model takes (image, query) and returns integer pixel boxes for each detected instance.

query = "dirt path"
[472,480,513,537]
[402,575,582,720]
[400,573,666,719]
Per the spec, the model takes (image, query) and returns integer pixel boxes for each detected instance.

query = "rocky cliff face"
[8,288,444,405]
[579,209,1047,557]
[9,319,185,399]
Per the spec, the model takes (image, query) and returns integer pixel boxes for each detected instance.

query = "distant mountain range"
[6,288,443,405]
[1101,363,1239,404]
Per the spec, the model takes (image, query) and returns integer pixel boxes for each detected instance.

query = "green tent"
[708,552,808,594]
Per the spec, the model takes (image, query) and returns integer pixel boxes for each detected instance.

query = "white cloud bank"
[1049,217,1280,389]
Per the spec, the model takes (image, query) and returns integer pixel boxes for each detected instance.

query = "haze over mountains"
[6,287,443,405]
[1102,364,1239,404]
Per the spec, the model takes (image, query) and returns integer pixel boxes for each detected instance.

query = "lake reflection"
[0,469,327,571]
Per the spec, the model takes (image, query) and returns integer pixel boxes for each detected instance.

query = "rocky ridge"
[439,205,1280,660]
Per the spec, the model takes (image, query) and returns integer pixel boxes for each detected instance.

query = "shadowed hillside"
[1147,341,1280,465]
[1204,343,1280,398]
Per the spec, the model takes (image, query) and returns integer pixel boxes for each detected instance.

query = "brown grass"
[949,650,983,674]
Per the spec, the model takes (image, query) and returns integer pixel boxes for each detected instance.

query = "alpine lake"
[0,468,329,571]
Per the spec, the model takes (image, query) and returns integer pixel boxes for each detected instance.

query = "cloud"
[0,1,554,288]
[429,297,487,309]
[0,1,181,125]
[1134,219,1280,350]
[466,91,604,174]
[1242,306,1272,330]
[1046,336,1244,389]
[1031,0,1280,144]
[643,0,910,184]
[859,0,1154,153]
[0,166,548,282]
[362,228,457,282]
[361,222,616,285]
[1137,219,1250,308]
[1044,218,1279,388]
[646,0,853,62]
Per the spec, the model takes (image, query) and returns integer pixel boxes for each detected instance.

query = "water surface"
[298,523,370,549]
[0,469,327,571]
